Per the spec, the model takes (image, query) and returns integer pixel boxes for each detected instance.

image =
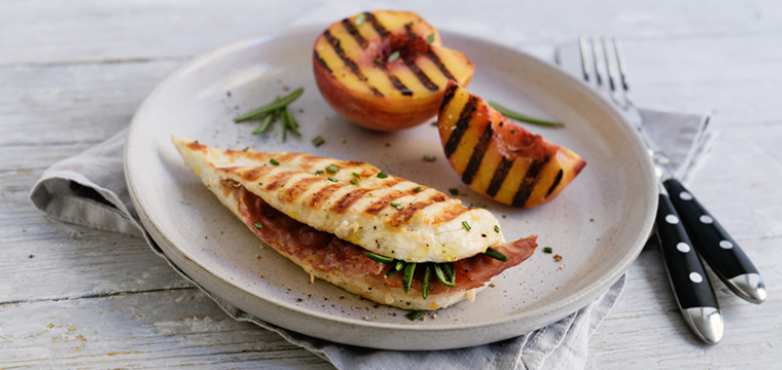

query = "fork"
[579,36,766,344]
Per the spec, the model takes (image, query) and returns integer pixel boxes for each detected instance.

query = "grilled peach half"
[313,10,475,131]
[437,82,586,208]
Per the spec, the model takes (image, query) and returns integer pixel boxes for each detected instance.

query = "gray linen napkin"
[29,46,713,370]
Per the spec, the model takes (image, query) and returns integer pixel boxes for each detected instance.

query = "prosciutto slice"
[237,186,537,293]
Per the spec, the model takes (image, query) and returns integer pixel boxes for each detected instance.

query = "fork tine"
[601,37,624,107]
[590,37,603,87]
[578,36,591,82]
[612,37,634,107]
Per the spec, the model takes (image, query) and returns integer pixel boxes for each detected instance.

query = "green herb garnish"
[494,225,500,233]
[387,50,400,63]
[377,171,388,178]
[484,247,508,261]
[234,88,304,122]
[406,311,424,321]
[252,112,275,135]
[312,136,325,147]
[327,177,338,182]
[265,213,275,219]
[391,202,404,210]
[269,158,279,166]
[474,203,487,208]
[462,221,471,231]
[403,263,417,293]
[421,265,431,300]
[488,101,564,127]
[352,172,361,178]
[431,121,438,126]
[373,58,382,64]
[242,147,249,151]
[327,164,339,173]
[253,222,263,230]
[386,268,396,278]
[350,179,359,185]
[395,261,405,271]
[315,170,324,175]
[355,14,366,26]
[413,186,423,192]
[423,155,436,162]
[543,247,553,254]
[449,188,458,196]
[366,252,395,263]
[426,33,435,45]
[433,264,455,287]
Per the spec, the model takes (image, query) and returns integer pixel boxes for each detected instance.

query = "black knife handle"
[656,191,719,310]
[664,179,759,280]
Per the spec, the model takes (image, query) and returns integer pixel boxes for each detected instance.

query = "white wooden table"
[3,1,781,368]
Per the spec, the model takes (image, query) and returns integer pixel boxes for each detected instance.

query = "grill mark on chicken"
[334,188,373,214]
[443,95,478,158]
[310,183,346,208]
[364,12,389,37]
[185,141,208,153]
[486,156,513,197]
[283,176,325,203]
[274,152,302,163]
[425,49,455,80]
[512,156,550,207]
[380,177,407,188]
[461,123,494,185]
[264,170,299,191]
[429,203,470,225]
[240,166,274,182]
[313,51,332,74]
[342,18,368,49]
[545,169,564,198]
[391,200,436,225]
[364,190,409,215]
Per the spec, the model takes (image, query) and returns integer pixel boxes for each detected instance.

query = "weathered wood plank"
[0,289,334,369]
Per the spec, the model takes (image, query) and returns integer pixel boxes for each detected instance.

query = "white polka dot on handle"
[676,242,691,253]
[720,240,733,249]
[665,214,679,224]
[700,215,713,224]
[689,272,703,283]
[679,191,693,201]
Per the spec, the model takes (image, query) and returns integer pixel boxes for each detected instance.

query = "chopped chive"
[253,113,275,134]
[433,264,455,287]
[269,158,279,166]
[327,177,338,182]
[386,268,396,278]
[253,222,263,230]
[494,225,500,233]
[462,221,471,231]
[387,50,400,63]
[484,247,508,261]
[352,172,361,178]
[406,310,424,321]
[543,247,553,254]
[265,213,276,219]
[242,147,249,151]
[403,263,417,293]
[377,171,388,178]
[413,186,423,192]
[422,265,431,300]
[327,164,339,173]
[234,88,304,122]
[350,179,359,185]
[390,202,404,210]
[474,203,487,208]
[312,135,325,147]
[511,129,516,134]
[488,101,564,128]
[426,33,435,45]
[366,252,395,263]
[373,58,382,64]
[395,261,405,271]
[423,155,437,162]
[449,188,458,196]
[431,121,438,126]
[354,13,365,26]
[315,170,324,175]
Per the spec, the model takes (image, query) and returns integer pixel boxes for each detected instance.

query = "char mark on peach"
[461,124,494,185]
[486,156,513,198]
[443,95,478,158]
[545,169,564,198]
[314,51,332,74]
[388,75,413,96]
[425,50,455,80]
[341,18,368,49]
[439,83,458,112]
[405,60,439,91]
[323,30,367,82]
[512,156,550,207]
[364,12,389,37]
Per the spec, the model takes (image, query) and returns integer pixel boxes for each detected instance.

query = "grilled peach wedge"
[313,10,474,131]
[437,82,586,208]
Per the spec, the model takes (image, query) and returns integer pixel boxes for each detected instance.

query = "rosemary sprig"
[488,101,564,128]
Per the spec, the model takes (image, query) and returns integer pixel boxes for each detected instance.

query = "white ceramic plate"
[125,25,657,350]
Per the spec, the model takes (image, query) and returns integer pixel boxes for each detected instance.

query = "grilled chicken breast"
[173,136,503,263]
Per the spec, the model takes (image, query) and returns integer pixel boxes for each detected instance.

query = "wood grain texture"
[2,0,782,368]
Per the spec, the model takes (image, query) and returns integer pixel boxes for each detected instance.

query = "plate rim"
[125,25,658,347]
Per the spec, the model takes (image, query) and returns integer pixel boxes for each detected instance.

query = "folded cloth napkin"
[29,42,713,370]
